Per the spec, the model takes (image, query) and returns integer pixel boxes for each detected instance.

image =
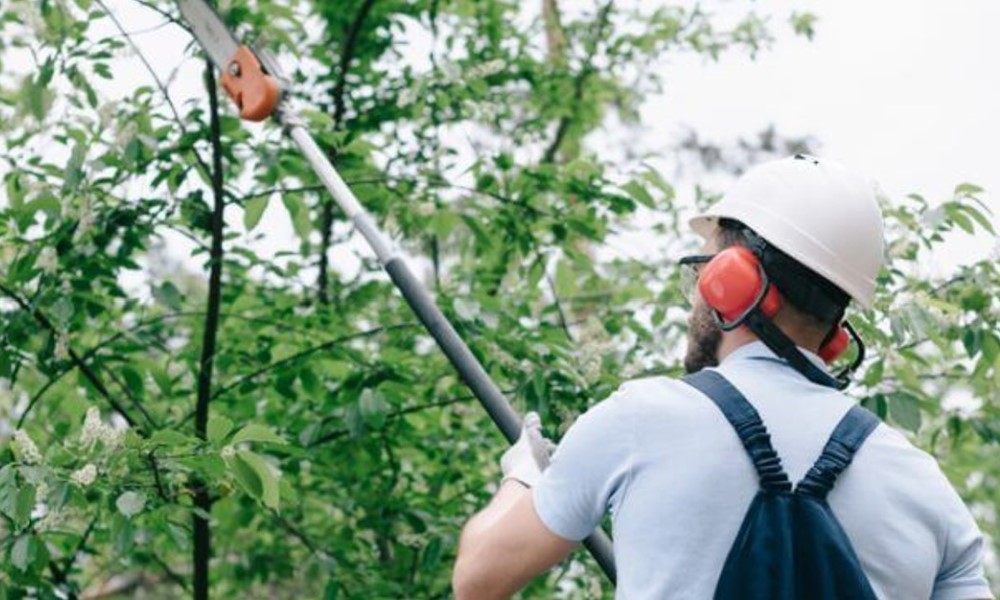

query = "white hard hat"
[691,155,885,308]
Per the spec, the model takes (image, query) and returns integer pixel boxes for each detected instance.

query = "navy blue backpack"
[684,369,880,600]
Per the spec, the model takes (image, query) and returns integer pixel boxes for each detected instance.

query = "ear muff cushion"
[818,326,850,364]
[699,246,781,323]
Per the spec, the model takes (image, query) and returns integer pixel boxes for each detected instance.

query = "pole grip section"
[584,532,618,584]
[383,257,617,584]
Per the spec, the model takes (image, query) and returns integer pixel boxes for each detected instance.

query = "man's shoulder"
[581,374,721,428]
[855,419,954,488]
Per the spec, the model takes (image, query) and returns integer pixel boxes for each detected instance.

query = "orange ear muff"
[818,325,850,364]
[698,246,782,326]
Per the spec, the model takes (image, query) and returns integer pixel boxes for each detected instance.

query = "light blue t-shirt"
[533,342,993,599]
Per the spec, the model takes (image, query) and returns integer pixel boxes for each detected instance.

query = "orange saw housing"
[220,46,280,121]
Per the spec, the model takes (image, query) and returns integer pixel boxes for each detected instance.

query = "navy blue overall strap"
[683,370,792,493]
[796,405,880,499]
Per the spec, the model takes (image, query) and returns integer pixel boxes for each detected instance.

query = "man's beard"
[683,300,722,374]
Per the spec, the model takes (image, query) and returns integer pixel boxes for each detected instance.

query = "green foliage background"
[0,1,997,597]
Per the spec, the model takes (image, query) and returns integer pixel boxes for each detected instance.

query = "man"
[452,156,994,599]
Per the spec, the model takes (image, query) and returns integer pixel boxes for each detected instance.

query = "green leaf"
[178,455,226,480]
[282,196,311,239]
[234,450,280,510]
[358,389,389,429]
[421,536,443,571]
[244,196,269,231]
[888,392,922,433]
[11,535,35,572]
[231,424,286,446]
[14,484,35,527]
[148,429,198,447]
[229,452,262,500]
[623,180,655,208]
[554,259,576,297]
[122,366,145,398]
[153,282,184,311]
[957,203,995,235]
[63,143,86,193]
[641,167,676,200]
[0,466,16,520]
[5,173,24,209]
[861,394,888,419]
[963,329,982,358]
[111,513,134,555]
[954,182,984,196]
[208,415,234,445]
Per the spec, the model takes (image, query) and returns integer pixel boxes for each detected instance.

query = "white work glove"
[500,412,556,488]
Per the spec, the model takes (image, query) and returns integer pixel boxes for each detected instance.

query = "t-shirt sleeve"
[532,385,635,542]
[931,482,995,600]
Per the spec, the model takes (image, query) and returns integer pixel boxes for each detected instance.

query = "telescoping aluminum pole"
[173,0,617,584]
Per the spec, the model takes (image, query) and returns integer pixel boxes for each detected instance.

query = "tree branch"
[545,272,575,342]
[192,58,227,600]
[308,392,488,448]
[332,0,379,127]
[542,0,568,61]
[0,282,144,430]
[147,551,190,593]
[129,0,191,33]
[211,322,419,401]
[99,0,214,183]
[319,0,379,306]
[542,0,615,163]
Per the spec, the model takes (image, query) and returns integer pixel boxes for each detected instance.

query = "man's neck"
[717,321,825,365]
[717,328,760,364]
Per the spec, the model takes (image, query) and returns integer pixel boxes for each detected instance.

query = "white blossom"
[37,508,63,532]
[114,121,138,149]
[100,425,126,450]
[80,407,125,450]
[74,199,94,241]
[97,101,119,127]
[220,445,236,459]
[54,331,70,362]
[80,407,103,448]
[440,61,461,82]
[470,58,505,78]
[37,247,58,274]
[397,86,418,108]
[13,430,42,464]
[116,491,146,518]
[14,4,44,35]
[70,464,97,487]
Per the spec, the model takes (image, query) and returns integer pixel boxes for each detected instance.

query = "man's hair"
[715,218,849,332]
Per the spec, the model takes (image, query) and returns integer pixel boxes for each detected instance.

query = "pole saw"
[172,0,617,585]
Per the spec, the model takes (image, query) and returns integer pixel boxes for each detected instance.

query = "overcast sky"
[642,0,998,267]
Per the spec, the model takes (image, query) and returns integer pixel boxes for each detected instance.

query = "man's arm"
[452,480,577,600]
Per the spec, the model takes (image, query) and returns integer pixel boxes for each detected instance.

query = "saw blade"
[175,0,240,70]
